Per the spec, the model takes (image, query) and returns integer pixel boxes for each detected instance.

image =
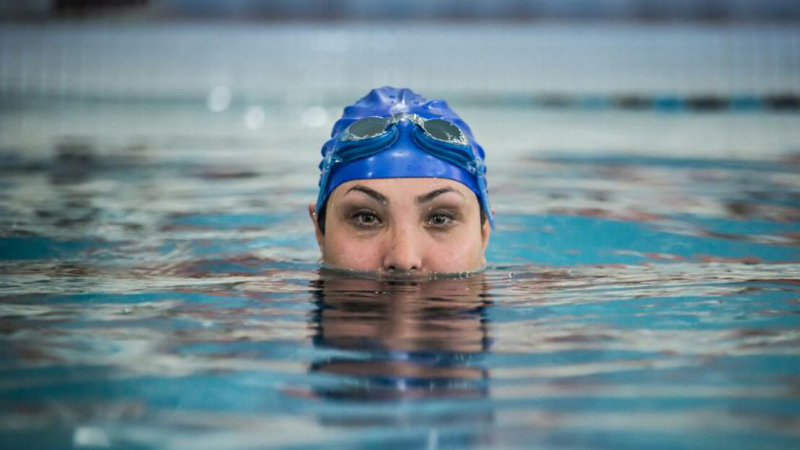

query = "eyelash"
[347,210,458,229]
[426,212,456,228]
[350,210,382,228]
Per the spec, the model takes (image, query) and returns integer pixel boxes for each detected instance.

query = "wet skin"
[309,178,491,276]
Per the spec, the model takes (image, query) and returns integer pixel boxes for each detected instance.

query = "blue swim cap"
[316,86,493,228]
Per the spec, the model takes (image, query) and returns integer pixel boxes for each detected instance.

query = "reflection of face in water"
[308,273,492,403]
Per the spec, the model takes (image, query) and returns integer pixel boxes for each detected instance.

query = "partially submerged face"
[309,178,490,276]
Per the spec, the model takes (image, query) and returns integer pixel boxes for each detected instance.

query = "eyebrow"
[416,187,465,204]
[345,185,388,203]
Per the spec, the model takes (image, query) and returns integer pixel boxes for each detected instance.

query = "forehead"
[329,178,477,204]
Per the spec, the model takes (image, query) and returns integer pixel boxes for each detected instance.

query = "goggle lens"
[345,117,391,141]
[344,114,468,146]
[421,118,467,145]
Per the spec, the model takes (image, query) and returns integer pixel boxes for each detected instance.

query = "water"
[2,124,799,449]
[2,21,800,450]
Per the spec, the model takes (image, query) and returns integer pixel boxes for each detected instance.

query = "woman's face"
[310,178,490,275]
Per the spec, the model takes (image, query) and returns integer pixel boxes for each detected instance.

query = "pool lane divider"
[476,93,800,112]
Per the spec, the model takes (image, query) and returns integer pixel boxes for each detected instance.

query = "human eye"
[426,211,457,229]
[350,210,383,229]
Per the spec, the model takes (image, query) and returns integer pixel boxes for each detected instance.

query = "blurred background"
[1,0,799,166]
[5,0,800,20]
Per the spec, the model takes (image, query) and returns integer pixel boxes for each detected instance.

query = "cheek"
[320,223,486,273]
[424,230,485,272]
[322,231,383,270]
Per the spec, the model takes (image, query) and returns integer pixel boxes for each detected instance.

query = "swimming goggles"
[342,113,470,147]
[316,113,493,226]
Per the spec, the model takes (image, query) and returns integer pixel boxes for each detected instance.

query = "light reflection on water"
[0,122,799,449]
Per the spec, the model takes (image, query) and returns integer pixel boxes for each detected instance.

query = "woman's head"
[309,87,492,276]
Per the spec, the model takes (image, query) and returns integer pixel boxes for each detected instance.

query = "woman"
[309,86,493,276]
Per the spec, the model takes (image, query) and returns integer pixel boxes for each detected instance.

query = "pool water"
[1,117,799,449]
[1,21,800,450]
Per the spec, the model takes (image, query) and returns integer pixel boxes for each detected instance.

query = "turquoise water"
[1,125,799,449]
[2,21,800,450]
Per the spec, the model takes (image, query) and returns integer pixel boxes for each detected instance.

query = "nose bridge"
[383,219,423,272]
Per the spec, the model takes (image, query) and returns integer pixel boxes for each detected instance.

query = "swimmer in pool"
[309,86,493,277]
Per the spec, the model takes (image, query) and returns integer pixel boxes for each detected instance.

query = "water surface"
[1,126,799,449]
